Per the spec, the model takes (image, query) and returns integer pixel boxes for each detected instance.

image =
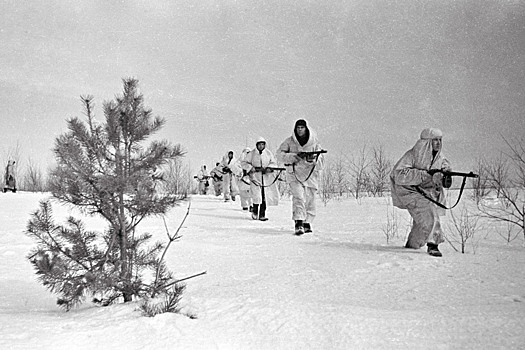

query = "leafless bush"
[471,157,491,203]
[382,201,400,244]
[445,206,481,254]
[497,219,521,244]
[331,155,350,197]
[477,137,525,241]
[319,161,336,206]
[369,145,392,197]
[21,158,47,192]
[162,159,193,197]
[348,144,372,200]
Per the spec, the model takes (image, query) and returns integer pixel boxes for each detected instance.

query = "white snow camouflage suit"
[243,138,280,207]
[390,128,451,248]
[277,120,324,223]
[238,147,253,209]
[196,165,209,195]
[220,150,241,201]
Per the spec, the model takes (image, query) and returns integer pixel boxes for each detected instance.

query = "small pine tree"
[26,78,186,310]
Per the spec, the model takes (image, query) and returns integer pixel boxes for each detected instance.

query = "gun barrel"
[443,171,479,178]
[254,167,286,172]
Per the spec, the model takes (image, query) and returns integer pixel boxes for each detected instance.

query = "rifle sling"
[414,175,468,210]
[291,152,322,184]
[251,169,284,188]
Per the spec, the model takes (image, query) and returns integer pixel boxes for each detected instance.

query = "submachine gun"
[298,149,327,163]
[284,150,328,166]
[421,169,479,209]
[428,169,479,189]
[283,149,328,183]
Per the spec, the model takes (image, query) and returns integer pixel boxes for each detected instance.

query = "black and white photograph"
[1,1,524,349]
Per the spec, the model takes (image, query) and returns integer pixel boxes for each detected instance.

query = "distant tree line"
[319,144,393,204]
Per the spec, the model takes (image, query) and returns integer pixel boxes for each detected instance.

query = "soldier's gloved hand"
[432,172,444,186]
[305,153,318,162]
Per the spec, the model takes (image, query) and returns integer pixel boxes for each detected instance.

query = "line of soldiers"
[196,122,465,257]
[194,119,325,235]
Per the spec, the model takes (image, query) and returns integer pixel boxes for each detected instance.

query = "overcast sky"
[1,0,524,173]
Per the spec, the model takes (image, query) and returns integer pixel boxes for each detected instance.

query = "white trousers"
[289,181,317,223]
[223,173,239,200]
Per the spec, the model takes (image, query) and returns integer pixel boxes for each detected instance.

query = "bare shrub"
[319,161,336,206]
[477,137,525,241]
[21,158,47,192]
[162,159,193,197]
[369,145,392,197]
[348,144,372,200]
[382,200,400,244]
[497,219,521,244]
[445,206,481,254]
[471,157,491,203]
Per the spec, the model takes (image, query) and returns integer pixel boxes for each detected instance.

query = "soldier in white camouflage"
[277,119,324,235]
[390,128,451,257]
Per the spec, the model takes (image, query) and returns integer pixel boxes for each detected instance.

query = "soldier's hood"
[292,119,318,149]
[222,150,237,162]
[240,147,251,161]
[411,128,444,169]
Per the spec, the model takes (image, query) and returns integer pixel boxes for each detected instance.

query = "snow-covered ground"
[1,191,524,349]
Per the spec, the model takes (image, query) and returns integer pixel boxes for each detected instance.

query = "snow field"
[0,192,524,349]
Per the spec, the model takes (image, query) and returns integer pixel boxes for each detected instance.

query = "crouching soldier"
[390,128,451,257]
